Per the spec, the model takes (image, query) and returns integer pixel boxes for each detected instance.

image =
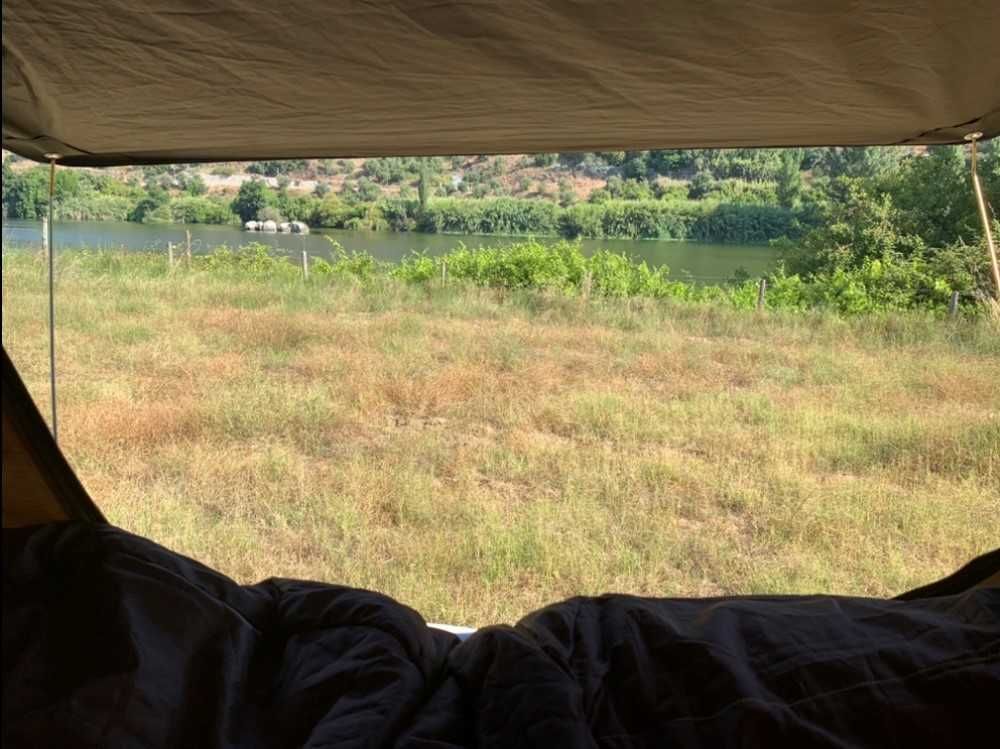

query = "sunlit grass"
[3,249,998,625]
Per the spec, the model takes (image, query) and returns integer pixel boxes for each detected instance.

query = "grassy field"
[3,249,998,626]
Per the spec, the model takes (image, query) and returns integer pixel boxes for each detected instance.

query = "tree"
[183,173,207,196]
[258,205,285,223]
[1,158,13,211]
[814,147,904,180]
[231,179,275,222]
[687,169,715,200]
[597,151,626,167]
[784,177,924,275]
[247,160,307,177]
[2,166,48,219]
[557,179,576,207]
[356,177,382,202]
[559,153,586,170]
[418,164,432,211]
[776,149,804,208]
[128,185,171,222]
[885,146,979,247]
[647,150,698,176]
[621,151,649,180]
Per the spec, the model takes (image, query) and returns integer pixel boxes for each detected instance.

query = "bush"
[196,243,299,280]
[315,240,386,280]
[56,194,133,222]
[377,198,421,232]
[247,160,307,177]
[231,180,276,223]
[311,196,354,228]
[560,201,701,240]
[78,238,982,316]
[690,203,798,243]
[169,196,235,224]
[417,198,560,235]
[445,240,585,291]
[393,252,438,283]
[706,179,779,206]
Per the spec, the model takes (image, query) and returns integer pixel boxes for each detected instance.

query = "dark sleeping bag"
[3,523,998,748]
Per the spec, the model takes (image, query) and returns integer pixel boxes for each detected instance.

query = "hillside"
[4,147,922,208]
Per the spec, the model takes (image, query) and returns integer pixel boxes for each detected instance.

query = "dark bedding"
[3,523,998,748]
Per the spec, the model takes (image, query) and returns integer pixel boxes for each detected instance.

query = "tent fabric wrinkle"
[3,0,999,166]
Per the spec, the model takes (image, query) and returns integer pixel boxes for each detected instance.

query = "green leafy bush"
[169,196,235,224]
[417,198,560,235]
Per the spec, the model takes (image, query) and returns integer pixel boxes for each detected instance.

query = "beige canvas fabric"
[3,0,998,166]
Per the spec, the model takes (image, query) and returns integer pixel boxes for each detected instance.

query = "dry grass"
[3,251,998,625]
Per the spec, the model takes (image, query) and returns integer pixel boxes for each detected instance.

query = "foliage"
[180,173,208,196]
[686,170,715,200]
[590,176,655,203]
[169,196,235,224]
[342,177,383,203]
[231,179,276,223]
[192,238,996,315]
[377,198,421,232]
[531,153,558,167]
[813,147,905,180]
[703,178,778,206]
[690,204,799,244]
[57,194,134,222]
[776,149,804,208]
[314,240,388,280]
[247,160,308,177]
[196,242,301,279]
[128,189,171,223]
[882,146,983,247]
[557,179,577,207]
[257,206,286,224]
[417,198,561,235]
[2,166,50,219]
[781,177,925,276]
[275,193,320,223]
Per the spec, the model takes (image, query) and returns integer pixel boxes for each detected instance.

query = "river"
[1,220,780,281]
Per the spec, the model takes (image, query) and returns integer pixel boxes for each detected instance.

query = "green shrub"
[417,198,560,235]
[691,203,798,243]
[196,243,299,279]
[169,196,235,224]
[393,252,438,283]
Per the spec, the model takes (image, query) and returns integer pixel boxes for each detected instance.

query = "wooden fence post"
[441,259,447,285]
[42,216,49,259]
[168,241,174,269]
[756,278,767,310]
[185,229,192,263]
[302,250,309,280]
[949,290,960,318]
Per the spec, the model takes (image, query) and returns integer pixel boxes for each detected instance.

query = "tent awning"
[4,0,999,167]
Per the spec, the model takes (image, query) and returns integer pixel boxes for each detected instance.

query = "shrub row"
[182,240,980,315]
